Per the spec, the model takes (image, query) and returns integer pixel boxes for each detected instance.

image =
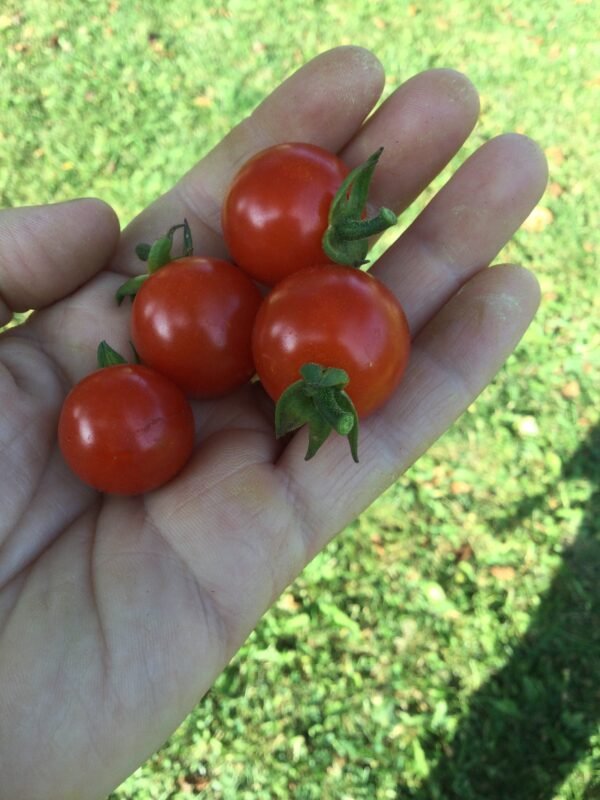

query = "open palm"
[0,47,547,800]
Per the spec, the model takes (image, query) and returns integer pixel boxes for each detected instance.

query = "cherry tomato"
[252,264,411,418]
[130,256,262,398]
[58,364,195,495]
[222,143,349,286]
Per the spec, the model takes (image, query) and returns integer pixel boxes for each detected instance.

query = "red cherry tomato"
[58,364,195,495]
[130,257,262,398]
[252,264,411,418]
[222,143,349,286]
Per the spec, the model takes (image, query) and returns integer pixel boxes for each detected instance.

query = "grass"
[1,0,599,797]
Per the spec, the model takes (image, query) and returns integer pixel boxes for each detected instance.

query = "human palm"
[0,47,547,800]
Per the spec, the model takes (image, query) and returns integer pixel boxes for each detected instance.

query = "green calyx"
[275,363,359,463]
[322,147,397,268]
[97,340,127,367]
[115,218,194,304]
[97,340,140,367]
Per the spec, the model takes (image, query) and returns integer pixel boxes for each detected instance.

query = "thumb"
[0,198,120,327]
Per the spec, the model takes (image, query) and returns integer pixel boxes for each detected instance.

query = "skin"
[0,47,547,800]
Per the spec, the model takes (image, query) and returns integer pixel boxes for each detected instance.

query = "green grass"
[1,0,599,797]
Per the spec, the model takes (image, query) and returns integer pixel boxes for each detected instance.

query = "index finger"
[113,46,385,274]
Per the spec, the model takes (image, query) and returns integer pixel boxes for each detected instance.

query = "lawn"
[1,0,598,798]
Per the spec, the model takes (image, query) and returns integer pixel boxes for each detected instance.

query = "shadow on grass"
[413,424,600,800]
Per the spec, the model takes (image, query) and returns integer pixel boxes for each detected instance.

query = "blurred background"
[1,0,598,798]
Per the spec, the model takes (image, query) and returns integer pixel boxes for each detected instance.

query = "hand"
[0,47,547,800]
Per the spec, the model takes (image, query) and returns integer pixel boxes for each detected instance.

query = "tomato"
[222,143,349,286]
[58,364,195,495]
[252,264,411,419]
[130,256,262,398]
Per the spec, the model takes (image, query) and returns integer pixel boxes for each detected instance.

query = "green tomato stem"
[115,219,195,303]
[115,274,149,305]
[322,147,397,268]
[147,236,174,273]
[274,363,360,462]
[314,388,355,435]
[332,207,397,241]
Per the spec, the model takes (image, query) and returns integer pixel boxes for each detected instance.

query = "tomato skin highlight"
[252,264,411,418]
[130,256,262,398]
[222,143,349,286]
[58,364,195,495]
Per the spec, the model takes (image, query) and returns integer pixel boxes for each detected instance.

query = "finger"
[373,133,548,331]
[113,46,386,275]
[340,68,480,214]
[277,264,541,558]
[0,199,120,328]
